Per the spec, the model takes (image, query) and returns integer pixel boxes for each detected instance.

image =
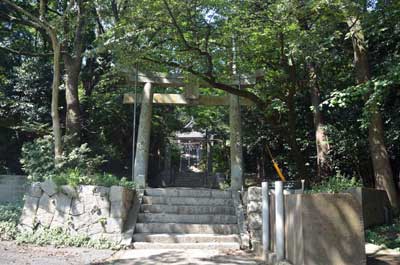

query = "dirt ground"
[0,241,115,265]
[0,241,399,265]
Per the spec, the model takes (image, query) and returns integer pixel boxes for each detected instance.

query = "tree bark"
[49,33,63,161]
[309,63,331,179]
[62,0,86,145]
[64,55,81,144]
[347,17,399,210]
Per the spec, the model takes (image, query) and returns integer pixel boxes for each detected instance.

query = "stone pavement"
[365,243,400,265]
[96,248,263,265]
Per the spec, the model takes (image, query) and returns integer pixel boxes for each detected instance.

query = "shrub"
[21,135,105,182]
[20,135,56,181]
[308,172,362,193]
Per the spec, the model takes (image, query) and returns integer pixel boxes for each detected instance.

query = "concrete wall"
[285,194,366,265]
[246,188,366,265]
[346,187,391,228]
[0,175,26,203]
[19,180,135,243]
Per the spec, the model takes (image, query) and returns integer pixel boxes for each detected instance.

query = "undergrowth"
[0,202,122,249]
[365,217,400,251]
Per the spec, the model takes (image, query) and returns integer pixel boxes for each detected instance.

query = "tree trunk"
[287,85,307,180]
[347,17,399,210]
[64,56,81,144]
[309,63,331,180]
[49,33,62,161]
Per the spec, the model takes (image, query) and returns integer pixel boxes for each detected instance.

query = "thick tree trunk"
[309,63,331,179]
[64,56,81,144]
[347,17,399,210]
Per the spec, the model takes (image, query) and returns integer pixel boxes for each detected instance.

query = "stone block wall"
[19,179,134,243]
[246,187,263,254]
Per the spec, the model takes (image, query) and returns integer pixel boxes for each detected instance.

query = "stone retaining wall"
[19,179,134,243]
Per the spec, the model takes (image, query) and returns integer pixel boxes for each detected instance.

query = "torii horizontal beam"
[121,68,263,88]
[123,93,254,106]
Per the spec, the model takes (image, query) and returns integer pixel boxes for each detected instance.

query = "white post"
[262,182,270,258]
[229,95,243,190]
[134,82,153,188]
[275,181,285,261]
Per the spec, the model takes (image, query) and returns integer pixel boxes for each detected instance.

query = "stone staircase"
[132,188,240,249]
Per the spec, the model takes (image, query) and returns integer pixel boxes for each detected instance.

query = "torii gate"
[123,70,256,190]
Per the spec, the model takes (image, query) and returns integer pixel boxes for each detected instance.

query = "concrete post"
[262,182,270,258]
[134,82,153,188]
[229,95,243,190]
[275,181,285,261]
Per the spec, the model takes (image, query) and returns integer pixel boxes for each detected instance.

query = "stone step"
[142,196,234,206]
[132,242,240,249]
[133,233,240,244]
[145,188,232,198]
[135,223,239,234]
[140,204,236,215]
[138,213,237,224]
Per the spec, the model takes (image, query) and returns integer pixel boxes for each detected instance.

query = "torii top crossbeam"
[122,69,261,106]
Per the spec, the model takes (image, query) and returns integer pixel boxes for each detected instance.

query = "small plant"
[219,180,230,191]
[15,227,122,250]
[119,177,136,190]
[308,172,362,193]
[365,217,400,250]
[0,202,23,240]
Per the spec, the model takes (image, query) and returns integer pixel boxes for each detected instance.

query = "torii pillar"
[134,82,153,188]
[229,94,243,190]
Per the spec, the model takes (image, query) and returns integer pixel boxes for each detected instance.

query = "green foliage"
[52,170,136,189]
[20,135,56,182]
[0,202,22,240]
[366,217,400,250]
[21,135,105,182]
[218,180,230,191]
[15,227,121,250]
[118,177,137,190]
[0,202,23,223]
[308,172,362,193]
[0,202,121,249]
[0,221,18,241]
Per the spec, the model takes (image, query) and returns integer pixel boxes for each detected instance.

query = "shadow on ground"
[92,249,263,265]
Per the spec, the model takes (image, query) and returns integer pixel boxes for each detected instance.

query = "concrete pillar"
[275,181,285,261]
[134,82,153,188]
[229,94,243,190]
[262,182,270,257]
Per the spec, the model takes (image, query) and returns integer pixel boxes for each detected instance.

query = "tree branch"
[143,56,266,108]
[0,45,54,56]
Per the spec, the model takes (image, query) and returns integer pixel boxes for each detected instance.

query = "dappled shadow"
[91,249,262,265]
[367,254,400,265]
